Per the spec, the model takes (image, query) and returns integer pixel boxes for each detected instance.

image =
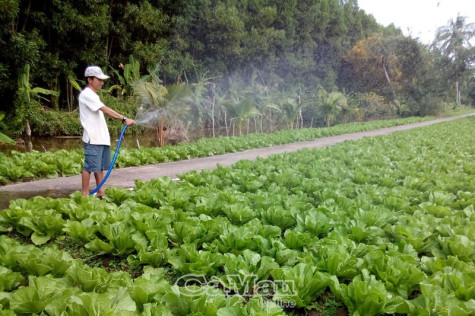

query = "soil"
[0,113,473,209]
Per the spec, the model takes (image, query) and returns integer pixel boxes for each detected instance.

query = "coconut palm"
[132,73,192,147]
[277,96,303,130]
[257,98,281,133]
[246,72,281,133]
[317,87,347,127]
[190,70,220,136]
[227,97,260,136]
[431,15,475,105]
[219,75,261,136]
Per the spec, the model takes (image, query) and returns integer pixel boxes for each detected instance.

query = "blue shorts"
[83,143,111,173]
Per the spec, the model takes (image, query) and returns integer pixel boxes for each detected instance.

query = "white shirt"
[78,87,111,146]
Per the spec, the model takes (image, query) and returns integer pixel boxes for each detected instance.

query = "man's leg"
[94,170,105,197]
[82,170,91,196]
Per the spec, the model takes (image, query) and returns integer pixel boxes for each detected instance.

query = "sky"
[357,0,475,45]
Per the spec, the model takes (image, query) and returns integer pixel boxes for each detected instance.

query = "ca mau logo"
[175,273,296,304]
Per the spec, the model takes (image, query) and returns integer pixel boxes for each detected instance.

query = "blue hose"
[90,125,128,196]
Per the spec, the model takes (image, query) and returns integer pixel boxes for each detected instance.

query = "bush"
[352,92,396,120]
[30,110,82,136]
[26,95,142,137]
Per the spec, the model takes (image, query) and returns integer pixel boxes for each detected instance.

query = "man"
[79,65,135,197]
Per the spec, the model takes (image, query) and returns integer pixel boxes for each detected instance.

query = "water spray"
[89,104,163,196]
[134,104,166,128]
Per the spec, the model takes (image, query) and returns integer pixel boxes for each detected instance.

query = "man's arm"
[99,105,135,126]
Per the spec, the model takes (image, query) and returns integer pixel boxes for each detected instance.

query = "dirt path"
[0,114,473,209]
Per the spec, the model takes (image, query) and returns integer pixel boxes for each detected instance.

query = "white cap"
[84,66,110,80]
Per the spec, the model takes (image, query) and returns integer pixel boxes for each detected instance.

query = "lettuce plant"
[333,269,404,315]
[271,263,331,308]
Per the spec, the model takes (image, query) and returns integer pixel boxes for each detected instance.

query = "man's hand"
[124,117,135,126]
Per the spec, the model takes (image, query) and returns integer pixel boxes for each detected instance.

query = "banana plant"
[66,74,83,112]
[16,64,60,136]
[0,111,15,144]
[109,55,141,97]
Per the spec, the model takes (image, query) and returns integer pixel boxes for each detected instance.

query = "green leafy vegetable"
[271,263,331,308]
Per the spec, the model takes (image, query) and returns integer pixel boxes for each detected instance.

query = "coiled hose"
[89,124,128,196]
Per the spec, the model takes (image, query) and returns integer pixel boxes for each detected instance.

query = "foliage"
[350,92,396,120]
[132,73,193,146]
[431,15,475,105]
[14,64,60,134]
[28,110,82,137]
[1,0,469,137]
[1,0,386,130]
[339,34,445,117]
[0,112,15,144]
[108,55,142,98]
[316,87,348,127]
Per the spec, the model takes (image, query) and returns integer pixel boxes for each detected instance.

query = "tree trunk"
[381,55,397,101]
[22,0,32,32]
[160,120,166,147]
[224,110,229,137]
[66,79,73,112]
[155,125,162,147]
[211,84,215,137]
[25,121,31,137]
[456,80,461,105]
[299,109,303,128]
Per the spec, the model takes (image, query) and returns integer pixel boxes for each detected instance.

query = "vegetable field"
[0,117,432,184]
[1,117,474,315]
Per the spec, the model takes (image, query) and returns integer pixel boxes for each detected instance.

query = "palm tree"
[317,87,347,127]
[190,70,220,137]
[220,75,262,136]
[133,72,192,147]
[431,15,475,105]
[278,96,303,130]
[228,97,260,136]
[246,72,281,133]
[257,99,281,133]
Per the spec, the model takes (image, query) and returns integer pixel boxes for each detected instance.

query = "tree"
[340,34,437,115]
[189,70,220,136]
[341,35,400,100]
[277,94,303,130]
[0,0,426,136]
[0,0,45,115]
[228,97,260,136]
[316,87,347,127]
[431,15,475,105]
[132,71,192,147]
